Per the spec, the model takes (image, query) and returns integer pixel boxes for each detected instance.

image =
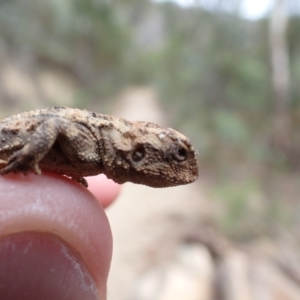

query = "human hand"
[0,172,121,300]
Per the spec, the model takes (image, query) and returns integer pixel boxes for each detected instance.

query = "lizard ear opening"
[131,145,145,162]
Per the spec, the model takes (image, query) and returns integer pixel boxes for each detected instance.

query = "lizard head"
[102,121,199,188]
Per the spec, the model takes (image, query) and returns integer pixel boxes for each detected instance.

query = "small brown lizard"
[0,107,198,187]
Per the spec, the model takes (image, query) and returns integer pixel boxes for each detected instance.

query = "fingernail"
[0,232,99,300]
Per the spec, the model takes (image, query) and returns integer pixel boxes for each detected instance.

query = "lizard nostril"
[172,147,188,162]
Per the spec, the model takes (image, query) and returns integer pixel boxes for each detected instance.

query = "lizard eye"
[132,146,145,162]
[172,147,187,162]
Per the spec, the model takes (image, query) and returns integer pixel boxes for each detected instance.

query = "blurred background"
[1,0,300,298]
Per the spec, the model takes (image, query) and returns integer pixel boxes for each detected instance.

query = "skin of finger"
[87,174,121,208]
[0,172,113,299]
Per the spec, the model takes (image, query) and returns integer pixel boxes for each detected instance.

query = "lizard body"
[0,107,198,187]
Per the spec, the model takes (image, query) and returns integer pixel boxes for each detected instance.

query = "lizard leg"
[0,159,7,169]
[0,118,86,175]
[71,176,88,188]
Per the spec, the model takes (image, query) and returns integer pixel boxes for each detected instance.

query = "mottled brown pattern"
[0,107,198,188]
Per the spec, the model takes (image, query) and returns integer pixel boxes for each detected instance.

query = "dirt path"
[106,87,207,300]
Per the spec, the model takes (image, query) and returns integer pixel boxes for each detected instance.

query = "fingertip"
[0,173,113,299]
[86,174,121,208]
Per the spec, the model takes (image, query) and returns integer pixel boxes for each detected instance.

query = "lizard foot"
[0,159,8,169]
[71,176,88,188]
[0,150,41,176]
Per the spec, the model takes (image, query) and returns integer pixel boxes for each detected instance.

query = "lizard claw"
[71,176,88,187]
[0,160,8,175]
[0,151,41,176]
[0,159,8,168]
[32,164,42,175]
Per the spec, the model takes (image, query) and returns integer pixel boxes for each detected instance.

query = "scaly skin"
[0,107,198,187]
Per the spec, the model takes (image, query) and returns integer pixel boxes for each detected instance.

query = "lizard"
[0,107,198,188]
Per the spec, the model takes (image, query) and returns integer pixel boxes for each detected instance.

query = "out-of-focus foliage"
[0,0,129,97]
[1,0,300,238]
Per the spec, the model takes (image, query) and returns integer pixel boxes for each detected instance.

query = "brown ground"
[106,88,211,300]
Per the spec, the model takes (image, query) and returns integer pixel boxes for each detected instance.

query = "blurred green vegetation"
[0,0,300,238]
